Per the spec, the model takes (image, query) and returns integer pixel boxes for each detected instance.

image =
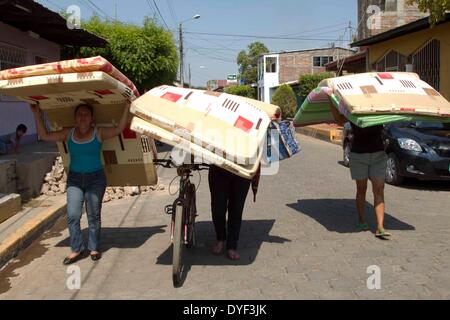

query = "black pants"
[208,166,251,250]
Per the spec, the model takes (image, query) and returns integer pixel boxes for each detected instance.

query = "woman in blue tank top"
[30,102,131,264]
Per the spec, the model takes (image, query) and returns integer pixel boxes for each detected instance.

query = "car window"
[415,121,450,130]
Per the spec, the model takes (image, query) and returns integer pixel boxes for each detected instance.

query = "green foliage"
[61,16,179,92]
[225,85,256,99]
[271,84,297,119]
[407,0,450,25]
[237,42,269,85]
[298,72,334,100]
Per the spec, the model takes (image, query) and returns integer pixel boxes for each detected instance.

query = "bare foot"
[227,249,240,261]
[212,241,225,255]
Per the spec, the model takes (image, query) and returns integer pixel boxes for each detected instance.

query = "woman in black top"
[330,105,391,238]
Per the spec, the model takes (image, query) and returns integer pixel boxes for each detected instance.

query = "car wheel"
[386,153,404,185]
[343,141,351,167]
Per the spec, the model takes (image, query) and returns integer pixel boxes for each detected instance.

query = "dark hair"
[16,124,27,133]
[74,104,94,116]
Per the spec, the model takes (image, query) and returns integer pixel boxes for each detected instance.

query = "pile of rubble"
[40,156,165,203]
[40,156,66,196]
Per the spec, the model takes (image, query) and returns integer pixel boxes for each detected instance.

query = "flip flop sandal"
[375,229,392,238]
[356,223,369,231]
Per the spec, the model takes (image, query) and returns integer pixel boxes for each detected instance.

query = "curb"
[296,125,343,146]
[0,198,66,269]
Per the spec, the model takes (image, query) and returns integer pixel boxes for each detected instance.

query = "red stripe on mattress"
[28,95,49,100]
[122,127,137,139]
[377,73,394,80]
[161,92,183,103]
[234,116,254,133]
[400,108,416,112]
[94,89,114,95]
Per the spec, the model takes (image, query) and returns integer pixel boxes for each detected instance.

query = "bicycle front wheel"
[172,202,184,287]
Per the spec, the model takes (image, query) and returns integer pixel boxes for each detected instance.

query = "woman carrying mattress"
[209,165,252,260]
[328,103,392,239]
[30,102,131,264]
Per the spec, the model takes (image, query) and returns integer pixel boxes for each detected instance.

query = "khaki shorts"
[349,151,387,181]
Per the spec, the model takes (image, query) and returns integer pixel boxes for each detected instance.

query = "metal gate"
[413,39,440,91]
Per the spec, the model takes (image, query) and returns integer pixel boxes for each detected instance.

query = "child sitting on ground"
[0,124,28,155]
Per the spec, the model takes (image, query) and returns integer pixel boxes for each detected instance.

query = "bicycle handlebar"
[153,159,210,171]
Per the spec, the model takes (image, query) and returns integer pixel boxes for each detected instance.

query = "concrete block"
[0,160,17,194]
[15,154,56,201]
[0,193,21,224]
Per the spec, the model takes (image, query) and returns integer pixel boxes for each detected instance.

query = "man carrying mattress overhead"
[329,104,391,239]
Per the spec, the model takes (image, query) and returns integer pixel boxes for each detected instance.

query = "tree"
[271,84,297,119]
[408,0,450,25]
[298,72,334,100]
[237,42,269,85]
[225,85,256,99]
[62,16,179,92]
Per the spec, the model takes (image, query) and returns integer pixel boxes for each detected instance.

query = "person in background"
[30,102,131,264]
[0,124,27,155]
[329,103,391,239]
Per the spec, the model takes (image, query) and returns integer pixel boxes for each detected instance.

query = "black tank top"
[350,123,385,154]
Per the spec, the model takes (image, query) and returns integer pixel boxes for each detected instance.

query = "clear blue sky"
[37,0,358,87]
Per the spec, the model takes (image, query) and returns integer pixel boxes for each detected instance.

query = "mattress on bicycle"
[0,59,158,187]
[130,85,279,166]
[130,117,262,179]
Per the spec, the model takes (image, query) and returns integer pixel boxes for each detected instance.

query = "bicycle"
[154,159,209,287]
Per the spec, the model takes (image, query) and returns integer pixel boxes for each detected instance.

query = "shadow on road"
[287,199,415,234]
[155,220,290,287]
[55,226,166,253]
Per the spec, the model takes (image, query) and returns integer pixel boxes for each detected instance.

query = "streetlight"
[179,14,200,88]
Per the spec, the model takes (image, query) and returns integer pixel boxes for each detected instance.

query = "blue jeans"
[67,170,107,253]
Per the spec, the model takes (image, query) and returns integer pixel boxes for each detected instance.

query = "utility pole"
[348,21,353,47]
[179,15,200,88]
[179,23,184,87]
[188,64,191,88]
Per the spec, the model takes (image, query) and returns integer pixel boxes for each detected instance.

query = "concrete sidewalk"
[0,195,66,269]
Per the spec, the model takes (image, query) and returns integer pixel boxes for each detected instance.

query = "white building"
[257,47,354,103]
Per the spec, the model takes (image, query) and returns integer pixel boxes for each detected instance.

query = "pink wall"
[0,22,60,141]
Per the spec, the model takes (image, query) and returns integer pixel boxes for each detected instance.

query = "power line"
[184,31,350,42]
[166,0,178,26]
[152,0,170,29]
[85,0,113,20]
[145,0,156,16]
[40,0,65,12]
[189,47,235,63]
[276,22,349,37]
[76,0,109,20]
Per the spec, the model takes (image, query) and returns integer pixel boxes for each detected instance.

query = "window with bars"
[413,39,440,91]
[0,43,27,101]
[0,43,26,71]
[313,56,334,67]
[374,50,406,72]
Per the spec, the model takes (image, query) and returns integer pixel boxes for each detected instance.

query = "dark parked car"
[342,121,450,185]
